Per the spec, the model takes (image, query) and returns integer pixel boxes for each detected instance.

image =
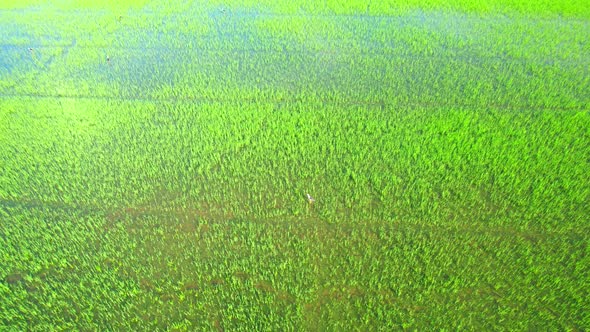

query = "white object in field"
[306,193,315,203]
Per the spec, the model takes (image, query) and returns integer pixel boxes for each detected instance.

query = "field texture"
[1,1,589,330]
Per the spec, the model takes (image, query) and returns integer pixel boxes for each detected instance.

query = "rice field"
[1,1,589,330]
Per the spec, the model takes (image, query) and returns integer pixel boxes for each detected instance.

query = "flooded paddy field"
[1,1,589,330]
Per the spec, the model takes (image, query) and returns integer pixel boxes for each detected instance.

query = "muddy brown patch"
[210,278,225,287]
[160,293,175,302]
[5,272,25,285]
[182,281,199,291]
[254,280,274,293]
[276,290,296,304]
[25,280,42,293]
[139,278,154,291]
[178,220,197,233]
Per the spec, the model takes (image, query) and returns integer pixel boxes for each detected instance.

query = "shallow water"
[1,7,588,107]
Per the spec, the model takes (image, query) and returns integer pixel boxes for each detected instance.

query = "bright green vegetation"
[2,0,590,18]
[1,1,589,331]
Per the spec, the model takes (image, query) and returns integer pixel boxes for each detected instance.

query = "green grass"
[1,1,589,330]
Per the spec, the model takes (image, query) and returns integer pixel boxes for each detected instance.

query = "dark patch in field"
[25,280,42,293]
[210,278,225,287]
[139,278,155,291]
[253,280,273,293]
[5,272,25,285]
[160,293,176,302]
[233,270,250,281]
[182,281,199,291]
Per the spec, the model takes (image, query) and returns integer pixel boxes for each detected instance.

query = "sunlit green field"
[1,1,589,330]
